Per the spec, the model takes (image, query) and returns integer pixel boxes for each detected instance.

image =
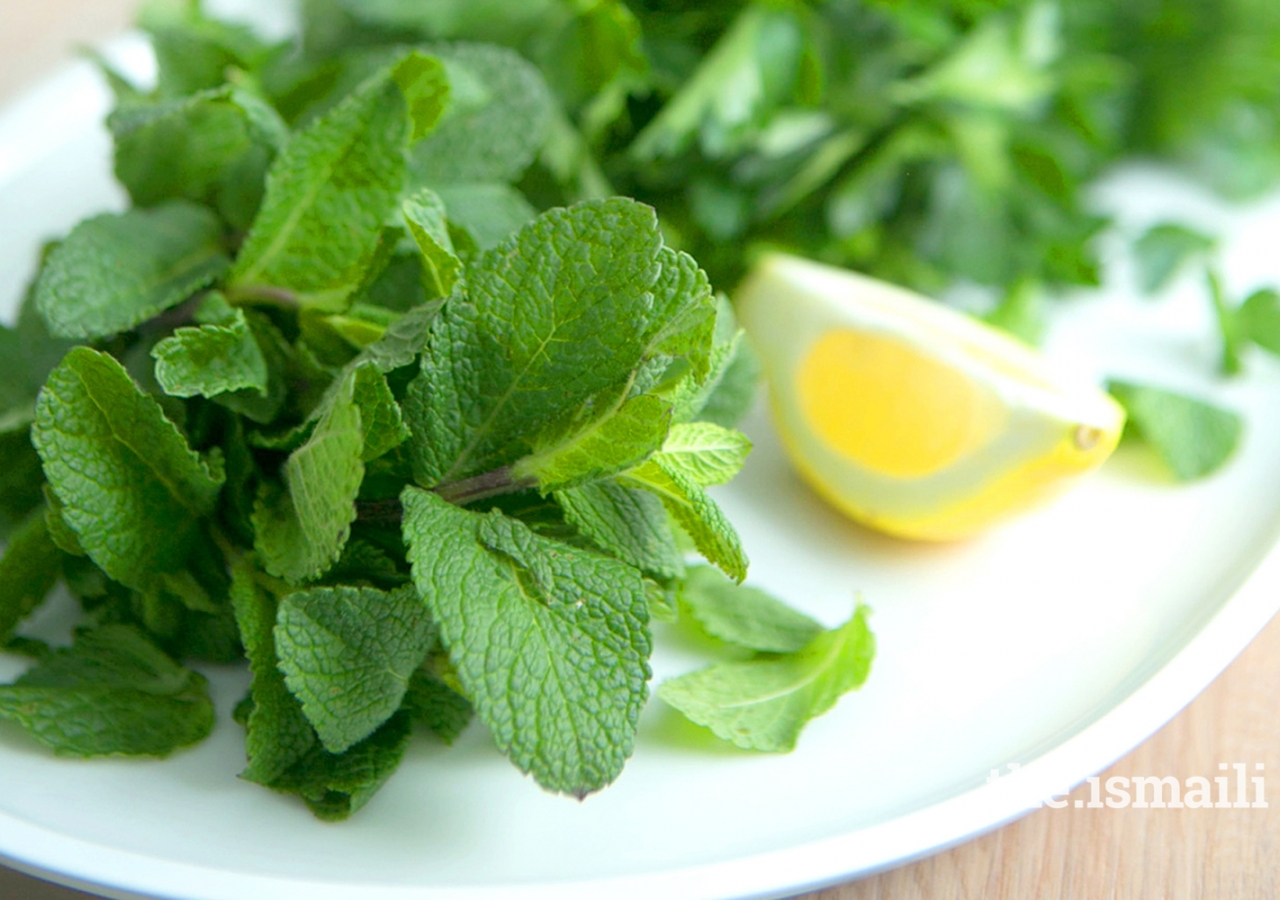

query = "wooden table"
[1,5,1276,898]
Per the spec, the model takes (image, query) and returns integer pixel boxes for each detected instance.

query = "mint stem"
[226,284,300,309]
[434,467,534,506]
[355,468,535,525]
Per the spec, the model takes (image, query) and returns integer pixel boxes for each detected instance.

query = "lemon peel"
[736,253,1125,541]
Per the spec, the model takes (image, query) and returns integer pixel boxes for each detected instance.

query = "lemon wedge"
[735,253,1126,541]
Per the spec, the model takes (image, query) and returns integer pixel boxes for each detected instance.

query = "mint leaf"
[659,604,875,752]
[32,348,225,591]
[351,362,411,462]
[0,512,63,644]
[140,0,272,99]
[618,457,747,582]
[653,422,751,487]
[1133,223,1216,295]
[555,481,684,580]
[433,182,537,251]
[404,664,472,744]
[0,429,48,541]
[43,484,85,556]
[406,198,710,486]
[275,584,434,753]
[678,566,822,654]
[230,559,317,785]
[109,86,287,231]
[1109,380,1243,481]
[253,366,364,583]
[402,189,463,296]
[410,43,552,185]
[152,306,270,399]
[1239,288,1280,356]
[673,301,762,430]
[358,301,444,373]
[34,202,229,340]
[270,711,412,821]
[402,487,650,795]
[512,393,673,493]
[0,624,215,757]
[230,53,448,311]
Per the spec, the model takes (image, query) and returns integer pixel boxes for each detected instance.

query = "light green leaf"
[276,584,434,753]
[252,367,364,583]
[351,362,411,462]
[556,480,684,580]
[618,457,747,582]
[659,604,875,752]
[230,53,448,312]
[513,394,673,493]
[34,202,229,340]
[1108,381,1243,481]
[152,306,270,399]
[32,348,225,591]
[402,487,651,796]
[402,189,463,296]
[653,422,751,487]
[0,624,215,757]
[678,565,822,654]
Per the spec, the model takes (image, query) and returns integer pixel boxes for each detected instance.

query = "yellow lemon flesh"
[735,253,1125,541]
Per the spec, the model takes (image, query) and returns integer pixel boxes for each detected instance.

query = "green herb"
[1133,224,1216,296]
[0,20,864,822]
[1108,381,1243,481]
[660,602,875,753]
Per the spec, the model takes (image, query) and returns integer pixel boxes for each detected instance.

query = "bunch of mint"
[0,3,876,820]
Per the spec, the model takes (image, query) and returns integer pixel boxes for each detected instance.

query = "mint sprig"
[0,19,870,822]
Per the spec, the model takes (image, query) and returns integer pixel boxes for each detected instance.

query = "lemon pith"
[736,253,1126,541]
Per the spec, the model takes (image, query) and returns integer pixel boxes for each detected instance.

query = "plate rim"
[2,42,1279,900]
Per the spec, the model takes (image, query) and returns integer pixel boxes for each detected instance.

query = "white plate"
[2,20,1280,900]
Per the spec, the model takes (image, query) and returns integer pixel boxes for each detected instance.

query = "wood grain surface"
[1,5,1275,899]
